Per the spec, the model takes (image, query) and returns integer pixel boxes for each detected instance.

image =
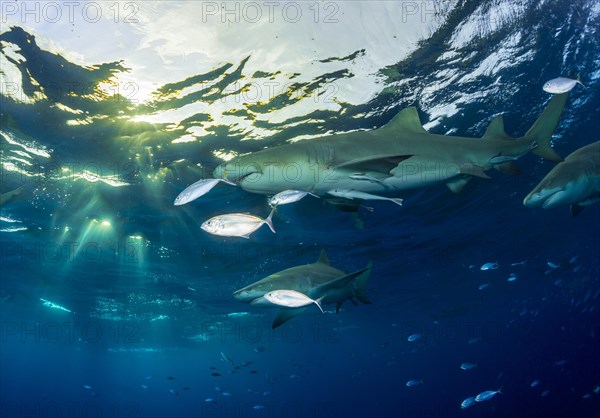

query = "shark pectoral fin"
[381,106,427,134]
[493,161,522,176]
[335,155,413,174]
[460,165,491,179]
[272,308,307,329]
[314,266,371,295]
[446,177,471,194]
[570,204,585,217]
[483,115,511,140]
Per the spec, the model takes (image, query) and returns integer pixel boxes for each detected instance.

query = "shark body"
[524,140,600,216]
[233,250,372,328]
[214,94,569,201]
[0,184,26,206]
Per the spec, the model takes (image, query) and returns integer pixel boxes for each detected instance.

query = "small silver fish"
[480,262,499,271]
[460,362,478,370]
[543,77,584,94]
[479,283,490,290]
[268,190,317,206]
[507,273,518,282]
[253,405,265,410]
[530,380,540,388]
[541,390,550,397]
[475,388,502,402]
[327,189,403,206]
[461,396,476,409]
[83,385,92,390]
[264,290,324,313]
[489,149,528,164]
[547,261,560,269]
[407,333,422,342]
[201,208,276,239]
[174,178,236,206]
[406,379,423,387]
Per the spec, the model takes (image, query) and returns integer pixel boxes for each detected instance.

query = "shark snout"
[523,187,565,208]
[232,288,249,301]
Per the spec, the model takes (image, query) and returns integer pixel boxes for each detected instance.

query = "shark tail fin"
[525,93,569,162]
[354,262,373,304]
[264,207,276,233]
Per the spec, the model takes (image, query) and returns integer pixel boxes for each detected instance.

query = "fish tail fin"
[391,198,403,206]
[220,178,237,186]
[314,296,325,314]
[354,262,373,304]
[265,207,276,233]
[525,93,568,162]
[498,385,504,395]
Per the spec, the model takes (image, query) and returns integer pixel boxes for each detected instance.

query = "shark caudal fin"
[525,93,569,162]
[354,262,373,304]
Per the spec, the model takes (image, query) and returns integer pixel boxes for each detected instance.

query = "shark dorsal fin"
[318,250,330,265]
[483,115,510,139]
[383,107,426,134]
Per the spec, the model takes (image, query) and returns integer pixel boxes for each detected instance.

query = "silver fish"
[268,190,317,206]
[201,208,276,239]
[461,396,476,409]
[327,189,403,206]
[174,178,236,206]
[475,388,502,402]
[349,173,386,185]
[460,362,478,370]
[406,379,423,387]
[543,77,584,94]
[264,290,324,313]
[480,262,499,271]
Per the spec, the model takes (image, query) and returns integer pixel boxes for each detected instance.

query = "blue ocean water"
[1,1,600,417]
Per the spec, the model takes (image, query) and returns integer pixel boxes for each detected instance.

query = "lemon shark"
[524,140,600,216]
[214,94,569,201]
[233,250,372,328]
